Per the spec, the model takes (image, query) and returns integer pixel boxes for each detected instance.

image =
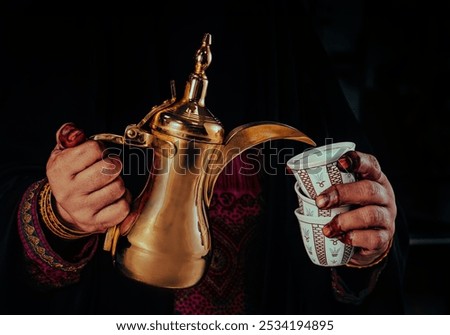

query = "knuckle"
[117,198,131,216]
[105,200,130,226]
[366,154,382,179]
[367,153,378,166]
[47,157,67,177]
[356,180,381,204]
[360,206,385,227]
[365,180,379,198]
[84,139,103,153]
[371,233,384,249]
[364,232,384,250]
[371,206,386,225]
[111,178,126,197]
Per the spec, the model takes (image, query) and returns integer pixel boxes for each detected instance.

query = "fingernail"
[322,225,331,236]
[337,155,353,172]
[60,123,76,136]
[316,194,329,208]
[58,123,86,148]
[68,129,82,142]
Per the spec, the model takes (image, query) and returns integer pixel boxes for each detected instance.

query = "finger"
[350,247,385,265]
[93,197,131,231]
[86,177,127,211]
[52,140,105,176]
[344,151,382,181]
[316,178,389,209]
[124,188,133,204]
[336,154,354,172]
[344,230,392,266]
[119,189,136,235]
[56,122,86,149]
[340,228,391,251]
[322,205,392,238]
[73,156,123,193]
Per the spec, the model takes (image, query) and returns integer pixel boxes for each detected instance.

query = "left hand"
[317,150,396,267]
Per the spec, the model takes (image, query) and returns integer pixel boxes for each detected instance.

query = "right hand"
[46,123,131,234]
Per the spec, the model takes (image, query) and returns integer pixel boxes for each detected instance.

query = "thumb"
[55,122,86,150]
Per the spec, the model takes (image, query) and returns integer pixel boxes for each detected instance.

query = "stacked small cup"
[287,141,356,267]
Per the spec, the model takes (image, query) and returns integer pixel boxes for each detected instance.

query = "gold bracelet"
[39,182,93,240]
[345,239,393,269]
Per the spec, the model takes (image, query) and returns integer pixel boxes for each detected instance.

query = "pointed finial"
[194,33,212,75]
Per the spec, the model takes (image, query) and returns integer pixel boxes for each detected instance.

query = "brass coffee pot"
[92,33,315,288]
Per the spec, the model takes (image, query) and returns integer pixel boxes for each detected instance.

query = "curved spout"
[204,121,316,205]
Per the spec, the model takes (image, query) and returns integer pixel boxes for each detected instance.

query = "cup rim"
[294,182,316,204]
[294,208,333,224]
[287,141,355,169]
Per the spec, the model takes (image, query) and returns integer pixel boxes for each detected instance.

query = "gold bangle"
[39,182,93,240]
[345,239,393,269]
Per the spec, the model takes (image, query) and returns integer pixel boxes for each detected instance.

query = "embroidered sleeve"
[17,178,98,290]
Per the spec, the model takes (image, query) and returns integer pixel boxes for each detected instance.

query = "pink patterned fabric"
[174,155,263,314]
[17,178,98,289]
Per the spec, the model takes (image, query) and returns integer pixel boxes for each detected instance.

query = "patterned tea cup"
[294,181,351,217]
[287,142,356,199]
[294,209,354,267]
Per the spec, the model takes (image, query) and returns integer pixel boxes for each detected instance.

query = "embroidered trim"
[17,179,96,273]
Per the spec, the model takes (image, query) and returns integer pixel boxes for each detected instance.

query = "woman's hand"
[317,151,396,267]
[46,123,131,234]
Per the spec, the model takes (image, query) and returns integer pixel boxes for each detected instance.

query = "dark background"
[307,0,450,313]
[1,1,449,314]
